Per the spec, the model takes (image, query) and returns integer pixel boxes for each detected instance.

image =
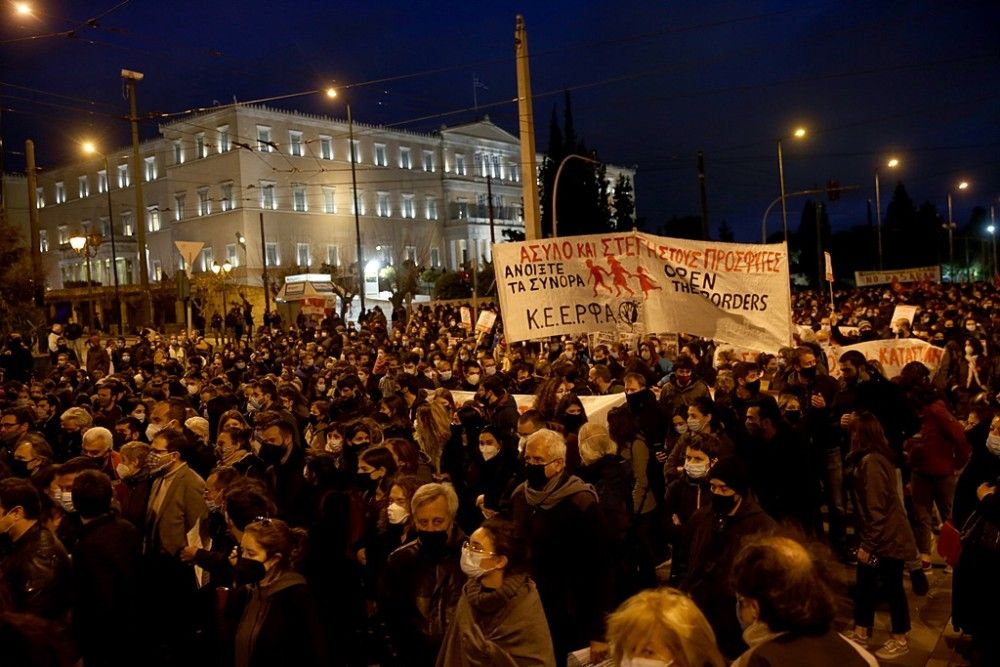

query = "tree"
[0,212,44,338]
[433,271,471,300]
[717,219,735,242]
[883,182,918,268]
[794,199,832,287]
[612,174,635,230]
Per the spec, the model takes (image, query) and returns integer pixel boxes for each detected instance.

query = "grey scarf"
[521,472,597,510]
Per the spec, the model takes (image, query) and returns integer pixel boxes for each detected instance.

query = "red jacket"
[906,400,970,477]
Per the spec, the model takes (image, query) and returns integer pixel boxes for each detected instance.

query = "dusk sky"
[2,0,998,241]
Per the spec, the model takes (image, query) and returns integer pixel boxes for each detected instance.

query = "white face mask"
[146,422,164,441]
[54,489,75,513]
[484,366,497,376]
[466,374,481,386]
[620,657,673,667]
[460,545,496,579]
[685,460,709,479]
[439,371,452,381]
[480,444,499,461]
[687,417,704,432]
[386,502,409,525]
[674,423,688,435]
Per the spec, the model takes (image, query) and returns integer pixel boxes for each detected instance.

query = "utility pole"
[25,140,44,308]
[487,174,496,244]
[259,212,271,316]
[515,15,540,239]
[347,103,365,316]
[697,151,709,240]
[815,202,824,288]
[123,69,151,329]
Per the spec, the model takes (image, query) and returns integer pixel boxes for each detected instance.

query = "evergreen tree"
[0,211,44,336]
[658,215,703,240]
[794,199,832,287]
[717,219,734,242]
[612,174,635,229]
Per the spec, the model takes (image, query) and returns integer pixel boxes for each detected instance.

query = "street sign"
[174,241,205,276]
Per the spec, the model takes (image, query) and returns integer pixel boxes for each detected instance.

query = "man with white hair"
[82,426,121,481]
[510,428,613,665]
[58,406,93,460]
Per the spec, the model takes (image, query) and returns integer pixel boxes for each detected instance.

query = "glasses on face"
[462,539,496,556]
[709,482,733,495]
[524,457,557,466]
[0,421,18,429]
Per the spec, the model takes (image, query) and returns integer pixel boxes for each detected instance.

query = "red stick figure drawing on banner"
[605,256,635,296]
[585,259,613,297]
[634,265,662,299]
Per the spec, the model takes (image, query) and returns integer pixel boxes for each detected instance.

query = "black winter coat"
[232,572,329,667]
[0,523,72,622]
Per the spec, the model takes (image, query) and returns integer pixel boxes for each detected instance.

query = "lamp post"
[776,127,807,244]
[552,153,602,238]
[211,260,233,343]
[987,223,997,280]
[82,142,125,333]
[945,181,969,281]
[325,87,366,317]
[69,231,103,332]
[874,157,899,270]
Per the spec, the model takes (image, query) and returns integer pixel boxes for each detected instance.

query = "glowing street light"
[80,140,125,332]
[874,156,901,269]
[777,126,808,243]
[945,180,971,281]
[14,2,32,16]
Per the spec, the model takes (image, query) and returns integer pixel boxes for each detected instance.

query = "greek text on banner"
[492,231,793,352]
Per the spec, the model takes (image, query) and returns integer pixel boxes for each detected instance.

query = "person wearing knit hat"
[185,416,210,446]
[679,455,776,661]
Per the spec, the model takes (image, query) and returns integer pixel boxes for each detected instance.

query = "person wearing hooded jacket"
[680,456,776,660]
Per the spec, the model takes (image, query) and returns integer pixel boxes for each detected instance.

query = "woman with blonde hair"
[606,587,726,667]
[414,401,453,474]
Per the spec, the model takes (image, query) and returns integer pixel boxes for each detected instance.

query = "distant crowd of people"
[0,278,998,666]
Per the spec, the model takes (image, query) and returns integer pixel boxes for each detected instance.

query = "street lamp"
[945,181,970,281]
[69,231,103,331]
[82,141,125,333]
[13,2,32,16]
[552,153,602,238]
[776,126,807,243]
[874,156,900,270]
[325,86,366,317]
[211,260,233,343]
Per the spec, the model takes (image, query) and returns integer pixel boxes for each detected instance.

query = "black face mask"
[8,459,30,479]
[560,414,585,434]
[800,366,817,380]
[417,529,450,557]
[525,463,551,490]
[355,472,378,491]
[234,557,267,585]
[258,442,285,464]
[711,492,738,515]
[625,391,644,410]
[784,410,802,423]
[743,379,761,395]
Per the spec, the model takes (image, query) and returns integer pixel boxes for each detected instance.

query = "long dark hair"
[849,412,896,463]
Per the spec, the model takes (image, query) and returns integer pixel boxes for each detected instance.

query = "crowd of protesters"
[0,278,998,666]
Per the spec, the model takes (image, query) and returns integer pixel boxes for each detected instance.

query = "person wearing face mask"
[436,517,556,666]
[434,359,460,390]
[479,375,520,446]
[605,587,726,667]
[253,412,308,524]
[663,397,735,485]
[383,482,467,665]
[70,470,143,667]
[81,426,122,481]
[662,435,722,586]
[232,518,329,667]
[658,356,710,417]
[461,362,484,392]
[11,434,53,479]
[731,536,878,667]
[680,456,775,660]
[0,405,35,458]
[470,426,520,521]
[0,478,73,625]
[511,429,613,665]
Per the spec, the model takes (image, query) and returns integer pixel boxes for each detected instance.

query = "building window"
[374,143,387,167]
[147,206,161,232]
[422,150,435,172]
[217,125,231,153]
[39,229,48,252]
[35,187,45,208]
[226,243,238,267]
[296,243,311,267]
[457,197,469,219]
[401,194,416,219]
[455,153,466,176]
[99,217,111,237]
[78,176,89,199]
[220,182,234,211]
[144,157,157,181]
[351,190,365,215]
[430,247,440,268]
[289,130,303,157]
[195,133,207,159]
[117,164,130,188]
[97,170,108,194]
[319,135,333,160]
[349,139,362,164]
[152,260,162,282]
[173,140,184,165]
[425,196,439,220]
[327,244,340,267]
[257,126,273,152]
[200,247,214,272]
[57,225,68,244]
[405,246,417,262]
[260,181,276,210]
[174,193,186,221]
[265,242,279,267]
[399,146,412,169]
[376,191,391,217]
[197,188,211,216]
[55,182,65,204]
[292,184,307,212]
[491,155,501,179]
[121,212,134,237]
[510,162,521,183]
[322,186,336,214]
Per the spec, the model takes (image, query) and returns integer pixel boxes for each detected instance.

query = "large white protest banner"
[854,265,941,287]
[493,231,792,352]
[824,337,944,379]
[452,391,625,427]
